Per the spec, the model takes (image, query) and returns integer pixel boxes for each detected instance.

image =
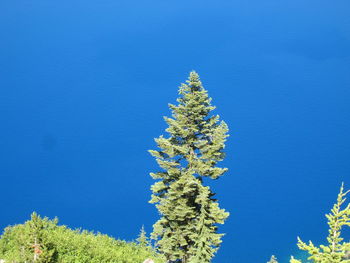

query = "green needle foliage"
[137,225,150,247]
[0,212,58,263]
[290,183,350,263]
[149,71,229,263]
[0,213,164,263]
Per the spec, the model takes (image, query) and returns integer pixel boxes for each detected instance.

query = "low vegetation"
[0,213,164,263]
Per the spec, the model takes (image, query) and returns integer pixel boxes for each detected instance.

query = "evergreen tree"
[290,183,350,263]
[137,225,149,247]
[149,71,229,263]
[26,212,57,263]
[0,212,58,263]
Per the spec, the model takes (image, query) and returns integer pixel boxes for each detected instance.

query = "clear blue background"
[1,1,349,262]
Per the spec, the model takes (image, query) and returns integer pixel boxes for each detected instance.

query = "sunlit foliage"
[290,184,350,263]
[0,213,164,263]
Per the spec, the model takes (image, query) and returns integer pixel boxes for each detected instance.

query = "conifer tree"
[290,183,350,263]
[149,71,229,263]
[27,212,57,263]
[137,225,149,247]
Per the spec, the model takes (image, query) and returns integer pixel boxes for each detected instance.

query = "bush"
[0,213,164,263]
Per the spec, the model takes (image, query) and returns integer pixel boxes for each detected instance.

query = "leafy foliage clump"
[0,213,164,263]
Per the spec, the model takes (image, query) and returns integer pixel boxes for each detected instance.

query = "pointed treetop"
[187,71,202,89]
[189,70,200,81]
[137,225,149,247]
[149,72,229,262]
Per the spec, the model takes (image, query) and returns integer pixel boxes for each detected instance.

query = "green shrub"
[0,213,164,263]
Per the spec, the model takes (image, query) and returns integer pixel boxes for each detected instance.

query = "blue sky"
[0,1,350,262]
